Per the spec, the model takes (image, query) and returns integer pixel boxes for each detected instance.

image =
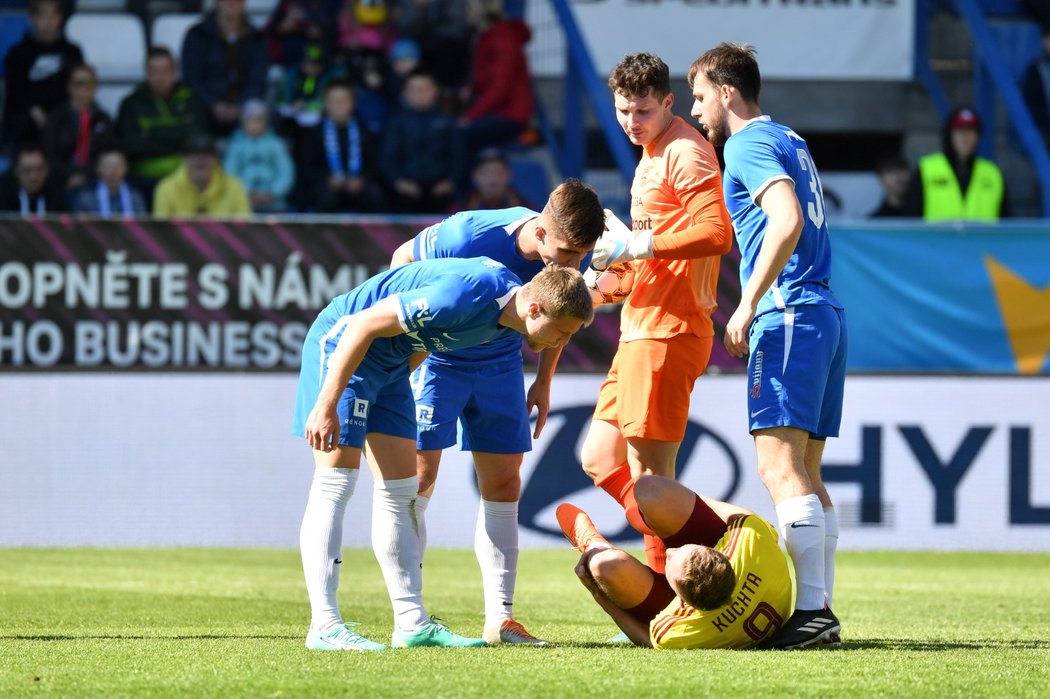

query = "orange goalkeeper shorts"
[593,334,711,442]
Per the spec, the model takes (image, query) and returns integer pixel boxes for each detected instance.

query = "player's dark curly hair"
[688,43,762,105]
[544,178,604,248]
[608,52,671,100]
[676,546,736,611]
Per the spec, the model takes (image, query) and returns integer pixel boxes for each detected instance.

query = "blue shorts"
[291,321,416,448]
[412,356,532,453]
[747,304,847,440]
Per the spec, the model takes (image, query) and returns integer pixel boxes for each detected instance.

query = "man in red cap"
[907,105,1009,222]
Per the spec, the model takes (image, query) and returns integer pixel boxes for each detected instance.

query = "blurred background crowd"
[0,0,542,216]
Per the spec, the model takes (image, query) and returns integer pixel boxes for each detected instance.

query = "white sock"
[776,494,826,611]
[372,476,428,632]
[299,467,358,633]
[414,493,431,558]
[475,499,519,627]
[823,505,839,609]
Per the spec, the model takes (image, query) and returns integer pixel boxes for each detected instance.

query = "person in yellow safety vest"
[905,106,1010,222]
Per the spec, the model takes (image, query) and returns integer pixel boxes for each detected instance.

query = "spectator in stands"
[450,147,532,212]
[460,0,534,158]
[182,0,270,136]
[42,63,115,194]
[116,48,209,201]
[905,106,1010,222]
[264,0,338,68]
[153,134,252,217]
[380,70,462,212]
[338,0,397,61]
[276,42,342,132]
[72,147,148,216]
[869,153,913,218]
[393,0,472,92]
[224,99,296,212]
[385,37,419,107]
[292,78,387,212]
[1021,25,1050,147]
[1,0,83,151]
[0,143,68,214]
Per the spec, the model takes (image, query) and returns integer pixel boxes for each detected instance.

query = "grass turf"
[1,548,1048,697]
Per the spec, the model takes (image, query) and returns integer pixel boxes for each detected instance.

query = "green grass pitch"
[2,548,1048,698]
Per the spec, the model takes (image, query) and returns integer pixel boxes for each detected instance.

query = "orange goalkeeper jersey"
[649,515,794,650]
[620,116,732,342]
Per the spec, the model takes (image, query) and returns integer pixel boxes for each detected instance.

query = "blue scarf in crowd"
[323,118,362,177]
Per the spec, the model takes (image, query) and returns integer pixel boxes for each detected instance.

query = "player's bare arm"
[304,298,406,452]
[390,239,416,268]
[724,180,803,357]
[527,345,563,438]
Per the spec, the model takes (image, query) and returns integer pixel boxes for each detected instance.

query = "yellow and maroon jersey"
[620,116,729,343]
[649,515,794,650]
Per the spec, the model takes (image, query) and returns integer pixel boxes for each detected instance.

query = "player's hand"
[526,380,552,438]
[304,403,342,452]
[591,209,652,271]
[723,303,755,358]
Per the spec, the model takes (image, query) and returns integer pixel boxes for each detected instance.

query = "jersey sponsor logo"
[405,297,432,329]
[633,218,653,231]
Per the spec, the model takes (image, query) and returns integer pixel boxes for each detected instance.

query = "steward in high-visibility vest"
[914,106,1009,222]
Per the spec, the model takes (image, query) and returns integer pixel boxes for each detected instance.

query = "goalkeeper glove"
[590,209,653,271]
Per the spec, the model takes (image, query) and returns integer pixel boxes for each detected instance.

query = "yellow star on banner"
[985,256,1050,374]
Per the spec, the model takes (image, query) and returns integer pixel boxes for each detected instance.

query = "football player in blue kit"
[389,178,605,645]
[688,43,848,650]
[292,258,593,651]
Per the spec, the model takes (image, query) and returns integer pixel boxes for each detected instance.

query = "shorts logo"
[353,398,370,419]
[416,405,434,425]
[750,350,763,398]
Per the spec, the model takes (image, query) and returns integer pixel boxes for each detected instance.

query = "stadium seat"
[65,13,147,82]
[95,83,136,118]
[150,13,199,60]
[508,158,552,210]
[0,12,29,78]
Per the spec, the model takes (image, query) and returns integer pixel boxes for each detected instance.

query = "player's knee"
[634,474,668,511]
[588,549,632,582]
[479,471,520,501]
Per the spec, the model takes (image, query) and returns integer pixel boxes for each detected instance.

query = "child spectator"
[450,147,532,212]
[153,135,252,217]
[116,48,209,202]
[224,99,296,213]
[292,79,387,212]
[276,43,342,131]
[0,144,68,214]
[385,38,419,107]
[42,63,115,193]
[380,69,462,212]
[72,147,148,216]
[869,153,913,218]
[2,0,84,150]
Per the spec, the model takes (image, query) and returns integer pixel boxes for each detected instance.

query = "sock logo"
[334,558,342,564]
[789,522,818,528]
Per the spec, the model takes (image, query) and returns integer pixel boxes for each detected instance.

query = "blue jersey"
[312,256,520,369]
[722,117,842,316]
[412,207,588,363]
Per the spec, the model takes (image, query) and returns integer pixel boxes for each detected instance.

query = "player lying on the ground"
[292,259,593,651]
[557,474,796,649]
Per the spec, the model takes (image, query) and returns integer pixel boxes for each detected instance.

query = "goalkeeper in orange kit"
[580,52,733,575]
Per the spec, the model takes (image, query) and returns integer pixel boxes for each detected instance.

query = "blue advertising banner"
[832,222,1050,374]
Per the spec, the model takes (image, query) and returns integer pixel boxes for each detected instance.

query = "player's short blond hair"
[676,546,736,611]
[608,52,671,100]
[521,266,594,325]
[543,178,604,249]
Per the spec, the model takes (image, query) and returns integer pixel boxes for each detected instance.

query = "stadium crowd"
[0,0,536,216]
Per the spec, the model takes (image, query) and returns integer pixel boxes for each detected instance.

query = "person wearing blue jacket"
[224,100,296,212]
